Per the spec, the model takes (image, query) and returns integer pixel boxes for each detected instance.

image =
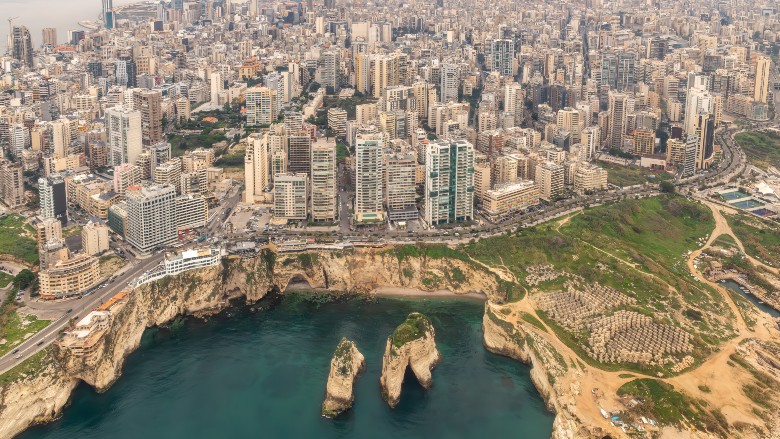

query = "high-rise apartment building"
[102,0,115,29]
[440,63,460,103]
[384,152,418,221]
[535,161,565,201]
[9,124,28,160]
[684,85,714,135]
[132,89,164,146]
[682,135,698,177]
[319,50,340,93]
[607,92,628,150]
[695,112,716,169]
[174,194,208,231]
[125,184,177,253]
[754,57,771,104]
[355,133,385,222]
[372,54,401,98]
[327,108,348,137]
[424,139,475,225]
[39,174,68,224]
[246,87,277,126]
[106,106,143,166]
[0,161,24,207]
[42,28,57,47]
[485,39,515,77]
[556,108,582,144]
[244,134,270,203]
[310,139,337,222]
[288,134,312,175]
[11,26,33,68]
[274,173,308,220]
[633,129,655,156]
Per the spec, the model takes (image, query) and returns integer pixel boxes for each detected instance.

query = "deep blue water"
[19,294,554,439]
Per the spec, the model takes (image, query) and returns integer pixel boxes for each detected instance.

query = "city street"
[0,123,751,375]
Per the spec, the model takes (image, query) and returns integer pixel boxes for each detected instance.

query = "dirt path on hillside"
[703,200,779,275]
[498,200,780,434]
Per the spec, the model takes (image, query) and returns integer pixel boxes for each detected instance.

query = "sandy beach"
[370,287,487,300]
[283,282,487,300]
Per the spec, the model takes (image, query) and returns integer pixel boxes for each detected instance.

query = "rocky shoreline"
[482,304,584,439]
[0,249,564,439]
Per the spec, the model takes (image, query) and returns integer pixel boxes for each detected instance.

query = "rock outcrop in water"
[322,338,365,418]
[379,312,440,408]
[0,249,496,439]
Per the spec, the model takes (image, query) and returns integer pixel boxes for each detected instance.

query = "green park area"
[596,162,673,187]
[734,130,780,170]
[0,268,49,358]
[726,214,780,267]
[0,310,49,357]
[167,107,243,157]
[0,215,39,266]
[168,128,231,157]
[617,379,728,434]
[390,196,731,375]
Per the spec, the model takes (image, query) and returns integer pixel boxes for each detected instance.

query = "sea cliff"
[482,304,589,439]
[0,248,506,439]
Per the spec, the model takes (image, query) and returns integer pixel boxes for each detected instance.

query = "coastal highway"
[0,122,747,374]
[0,186,245,374]
[0,253,165,375]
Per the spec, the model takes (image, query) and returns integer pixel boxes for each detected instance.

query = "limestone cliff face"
[0,248,496,439]
[380,313,440,408]
[274,250,505,301]
[0,256,273,439]
[321,338,365,418]
[482,305,583,439]
[0,362,76,439]
[55,257,272,392]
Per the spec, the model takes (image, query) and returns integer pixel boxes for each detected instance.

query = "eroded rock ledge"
[322,338,365,418]
[482,304,586,439]
[379,312,440,408]
[0,249,492,439]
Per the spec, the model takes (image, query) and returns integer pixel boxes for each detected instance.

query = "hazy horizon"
[2,0,139,50]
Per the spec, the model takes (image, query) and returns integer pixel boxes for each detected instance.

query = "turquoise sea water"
[19,294,554,439]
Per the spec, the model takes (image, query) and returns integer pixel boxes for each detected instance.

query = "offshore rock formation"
[321,338,365,418]
[0,249,495,439]
[379,312,440,408]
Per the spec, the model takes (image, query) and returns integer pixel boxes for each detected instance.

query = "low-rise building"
[82,221,110,256]
[60,291,128,355]
[39,253,101,300]
[573,164,609,193]
[163,247,222,276]
[483,180,540,220]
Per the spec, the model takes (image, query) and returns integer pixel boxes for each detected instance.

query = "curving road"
[0,254,165,375]
[0,119,749,375]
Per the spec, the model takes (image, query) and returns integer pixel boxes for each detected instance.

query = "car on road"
[12,348,18,354]
[36,341,44,346]
[14,354,22,360]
